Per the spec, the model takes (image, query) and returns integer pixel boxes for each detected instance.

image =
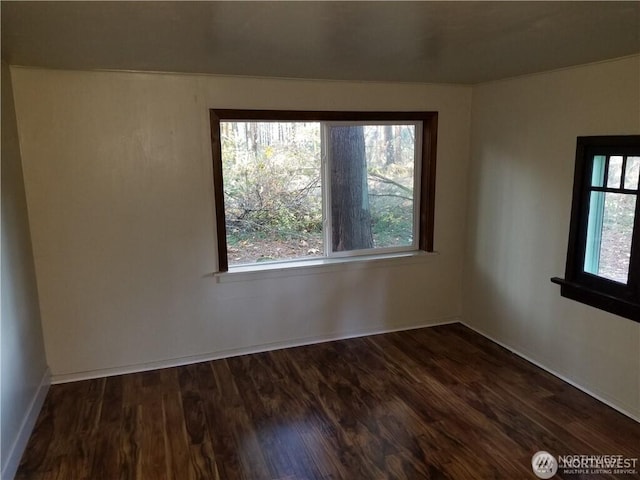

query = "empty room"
[2,2,639,479]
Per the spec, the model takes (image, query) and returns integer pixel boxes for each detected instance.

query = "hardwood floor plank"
[227,353,320,479]
[16,323,640,479]
[206,359,271,480]
[89,375,124,479]
[119,404,142,480]
[266,350,358,480]
[285,344,396,478]
[139,373,170,480]
[14,397,54,479]
[178,365,220,479]
[268,349,353,479]
[196,362,247,480]
[162,388,196,480]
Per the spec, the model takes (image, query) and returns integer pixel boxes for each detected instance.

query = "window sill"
[214,251,439,283]
[551,277,640,322]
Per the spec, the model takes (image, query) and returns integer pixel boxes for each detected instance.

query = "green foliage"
[371,205,413,247]
[222,122,322,242]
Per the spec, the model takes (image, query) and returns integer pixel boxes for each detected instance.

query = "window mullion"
[320,122,333,258]
[412,123,423,250]
[628,191,640,296]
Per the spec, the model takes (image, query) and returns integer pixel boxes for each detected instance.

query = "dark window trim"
[552,135,640,322]
[209,109,438,273]
[550,277,640,320]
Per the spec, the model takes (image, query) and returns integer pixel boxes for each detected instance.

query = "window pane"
[606,156,623,188]
[221,121,323,265]
[366,125,416,249]
[624,156,640,190]
[591,155,606,187]
[329,124,417,253]
[584,191,636,284]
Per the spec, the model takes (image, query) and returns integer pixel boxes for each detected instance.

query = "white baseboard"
[461,322,640,424]
[52,316,461,384]
[47,319,640,423]
[2,367,51,480]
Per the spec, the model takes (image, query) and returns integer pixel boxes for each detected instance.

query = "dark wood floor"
[17,323,640,479]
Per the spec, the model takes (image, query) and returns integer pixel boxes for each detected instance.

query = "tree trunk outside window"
[330,126,374,251]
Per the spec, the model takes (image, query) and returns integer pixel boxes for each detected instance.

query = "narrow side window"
[552,136,640,322]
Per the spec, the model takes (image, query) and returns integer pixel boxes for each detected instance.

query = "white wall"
[10,67,472,379]
[1,61,49,479]
[464,56,640,419]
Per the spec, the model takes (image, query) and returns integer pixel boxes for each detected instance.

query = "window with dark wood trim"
[210,110,438,272]
[552,135,640,322]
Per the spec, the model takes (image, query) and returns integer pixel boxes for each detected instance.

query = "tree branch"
[368,171,412,193]
[369,193,413,201]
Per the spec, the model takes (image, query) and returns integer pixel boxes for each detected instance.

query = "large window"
[552,136,640,322]
[210,110,438,271]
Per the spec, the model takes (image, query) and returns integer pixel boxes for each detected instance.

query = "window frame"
[210,109,438,272]
[552,135,640,322]
[321,120,423,259]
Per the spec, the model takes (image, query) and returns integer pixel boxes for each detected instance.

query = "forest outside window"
[552,136,640,322]
[210,110,438,272]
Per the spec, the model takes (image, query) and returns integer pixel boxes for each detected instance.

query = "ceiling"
[2,1,639,85]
